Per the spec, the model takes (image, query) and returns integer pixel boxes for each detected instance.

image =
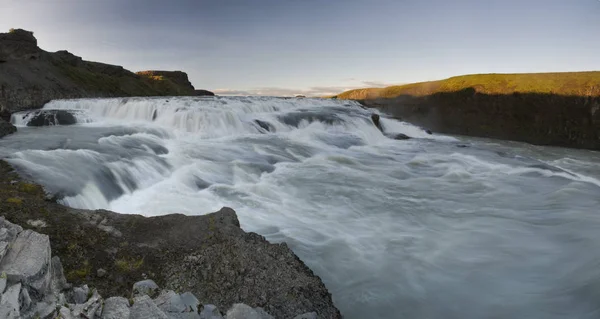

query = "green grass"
[335,72,600,100]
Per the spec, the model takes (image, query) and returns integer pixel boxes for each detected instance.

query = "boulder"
[25,110,78,126]
[153,290,187,313]
[130,295,169,319]
[133,279,160,298]
[72,285,89,304]
[180,292,200,313]
[225,303,274,319]
[393,133,411,140]
[199,304,223,319]
[371,113,383,132]
[0,283,21,318]
[0,119,16,138]
[0,229,51,293]
[102,296,131,319]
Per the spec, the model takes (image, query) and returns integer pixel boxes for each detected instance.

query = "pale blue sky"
[1,0,599,96]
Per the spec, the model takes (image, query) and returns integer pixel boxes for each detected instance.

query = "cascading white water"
[2,96,600,319]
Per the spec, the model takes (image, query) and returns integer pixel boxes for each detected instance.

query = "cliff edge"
[0,29,213,116]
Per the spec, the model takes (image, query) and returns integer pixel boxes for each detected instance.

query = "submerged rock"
[393,133,411,140]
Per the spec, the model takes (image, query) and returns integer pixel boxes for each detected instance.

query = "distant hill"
[0,29,213,118]
[335,72,600,100]
[332,72,600,151]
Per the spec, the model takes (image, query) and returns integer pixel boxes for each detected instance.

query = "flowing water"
[2,96,600,318]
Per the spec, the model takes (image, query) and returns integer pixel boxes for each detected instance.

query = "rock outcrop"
[0,29,212,115]
[0,119,16,138]
[0,160,341,318]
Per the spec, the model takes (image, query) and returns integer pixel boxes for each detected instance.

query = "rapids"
[2,96,600,318]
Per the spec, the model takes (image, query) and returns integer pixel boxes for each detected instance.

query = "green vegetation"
[5,197,22,205]
[335,72,600,100]
[66,259,91,281]
[115,256,144,272]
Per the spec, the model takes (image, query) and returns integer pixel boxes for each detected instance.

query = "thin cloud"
[214,84,372,97]
[361,81,390,87]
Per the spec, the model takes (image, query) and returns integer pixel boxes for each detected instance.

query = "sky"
[0,0,599,96]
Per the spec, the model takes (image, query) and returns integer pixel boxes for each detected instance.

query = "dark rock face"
[25,110,78,126]
[393,133,411,140]
[0,29,213,114]
[361,90,600,151]
[0,160,342,318]
[0,119,16,137]
[371,113,383,132]
[195,89,215,96]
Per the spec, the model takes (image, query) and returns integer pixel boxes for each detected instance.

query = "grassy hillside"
[336,72,600,99]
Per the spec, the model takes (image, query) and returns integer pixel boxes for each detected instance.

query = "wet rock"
[130,295,169,319]
[26,110,78,126]
[0,229,51,294]
[393,133,411,140]
[199,304,223,319]
[371,113,383,132]
[294,312,318,319]
[254,119,275,132]
[133,279,160,298]
[425,129,433,135]
[73,285,89,304]
[456,144,469,148]
[0,119,16,138]
[102,296,131,319]
[225,303,274,319]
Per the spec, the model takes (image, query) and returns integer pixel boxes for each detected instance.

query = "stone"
[425,129,433,135]
[154,290,187,313]
[225,303,274,319]
[81,289,103,318]
[26,110,78,126]
[51,256,70,292]
[130,295,169,319]
[393,133,411,140]
[0,242,9,261]
[169,313,201,319]
[180,292,200,313]
[19,286,32,312]
[0,283,21,318]
[0,119,16,139]
[31,301,57,319]
[294,312,318,319]
[73,284,89,304]
[199,304,223,319]
[26,219,47,228]
[59,306,74,319]
[0,228,8,241]
[97,268,107,278]
[102,296,131,319]
[371,113,383,132]
[0,276,6,294]
[133,279,160,298]
[0,229,51,294]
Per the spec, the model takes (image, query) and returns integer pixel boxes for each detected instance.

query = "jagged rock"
[294,312,318,319]
[254,119,275,133]
[30,301,57,319]
[0,119,16,138]
[81,289,103,318]
[371,113,383,132]
[425,129,433,135]
[102,296,130,319]
[19,287,32,312]
[58,306,73,319]
[130,295,169,319]
[0,283,21,318]
[0,229,51,294]
[180,292,200,313]
[199,304,223,319]
[72,285,89,304]
[133,279,160,298]
[225,303,274,319]
[154,290,187,313]
[0,241,9,261]
[51,256,70,292]
[25,110,78,126]
[0,276,6,294]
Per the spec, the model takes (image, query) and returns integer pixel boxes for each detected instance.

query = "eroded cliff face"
[361,89,600,151]
[0,29,211,114]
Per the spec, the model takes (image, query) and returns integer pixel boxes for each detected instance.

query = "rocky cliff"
[0,160,341,318]
[334,72,600,150]
[0,29,213,115]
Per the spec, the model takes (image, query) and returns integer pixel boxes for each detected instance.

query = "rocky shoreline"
[0,160,342,318]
